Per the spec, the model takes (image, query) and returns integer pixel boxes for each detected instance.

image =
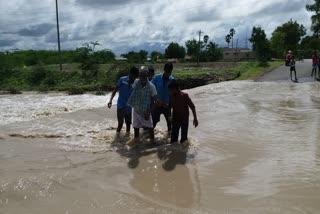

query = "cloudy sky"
[0,0,314,55]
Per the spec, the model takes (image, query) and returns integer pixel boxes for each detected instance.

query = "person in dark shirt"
[108,67,139,133]
[289,55,298,82]
[168,80,198,143]
[147,66,155,81]
[311,52,318,77]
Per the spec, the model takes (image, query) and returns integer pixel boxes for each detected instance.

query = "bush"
[7,87,22,94]
[26,64,47,85]
[68,87,84,95]
[94,91,106,96]
[114,63,132,81]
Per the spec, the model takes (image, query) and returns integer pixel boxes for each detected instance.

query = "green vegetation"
[235,61,284,80]
[270,20,306,58]
[306,0,320,37]
[249,27,271,65]
[165,42,186,59]
[0,59,284,93]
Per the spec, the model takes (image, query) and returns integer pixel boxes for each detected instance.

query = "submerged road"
[257,59,317,82]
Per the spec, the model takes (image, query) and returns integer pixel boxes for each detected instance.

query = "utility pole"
[234,38,239,62]
[55,0,62,71]
[197,30,203,66]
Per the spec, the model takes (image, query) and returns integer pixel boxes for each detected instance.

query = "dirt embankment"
[176,71,240,90]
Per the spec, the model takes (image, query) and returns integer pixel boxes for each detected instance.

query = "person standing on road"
[289,55,298,83]
[151,62,174,132]
[286,50,293,66]
[311,52,318,77]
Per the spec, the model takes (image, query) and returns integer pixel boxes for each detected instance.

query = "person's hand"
[193,118,199,127]
[144,112,150,120]
[108,102,112,108]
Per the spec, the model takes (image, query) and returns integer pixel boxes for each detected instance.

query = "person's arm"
[145,95,159,120]
[186,94,198,127]
[108,87,118,108]
[144,83,158,120]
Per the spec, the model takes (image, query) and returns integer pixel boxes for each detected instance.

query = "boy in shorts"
[289,56,298,82]
[168,80,198,143]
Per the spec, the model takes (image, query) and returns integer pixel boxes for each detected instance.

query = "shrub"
[94,91,106,96]
[7,87,22,94]
[68,87,84,95]
[26,64,47,85]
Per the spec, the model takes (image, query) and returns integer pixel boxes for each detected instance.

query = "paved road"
[257,59,318,82]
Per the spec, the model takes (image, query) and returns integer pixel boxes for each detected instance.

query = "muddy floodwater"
[1,81,320,214]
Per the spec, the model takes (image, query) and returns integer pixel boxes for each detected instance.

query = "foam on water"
[0,93,115,126]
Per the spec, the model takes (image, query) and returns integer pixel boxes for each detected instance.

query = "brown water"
[1,81,320,214]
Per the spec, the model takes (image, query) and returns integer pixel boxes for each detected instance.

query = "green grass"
[233,61,283,80]
[1,61,279,93]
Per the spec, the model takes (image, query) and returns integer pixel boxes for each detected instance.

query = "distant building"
[115,57,127,61]
[223,48,255,61]
[184,55,193,62]
[167,58,179,63]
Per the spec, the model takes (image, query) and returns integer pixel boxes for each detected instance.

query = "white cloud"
[0,0,314,54]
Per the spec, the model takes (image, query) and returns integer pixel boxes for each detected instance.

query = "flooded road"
[1,80,320,213]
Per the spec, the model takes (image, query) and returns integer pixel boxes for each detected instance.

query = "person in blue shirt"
[108,67,139,133]
[151,62,174,131]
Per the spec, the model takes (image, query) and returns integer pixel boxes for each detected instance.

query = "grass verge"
[234,61,283,80]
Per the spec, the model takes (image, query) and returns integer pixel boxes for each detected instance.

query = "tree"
[151,51,164,62]
[225,34,231,48]
[202,42,223,62]
[165,42,186,59]
[92,49,115,63]
[185,39,199,56]
[229,28,236,48]
[249,26,271,64]
[300,35,320,57]
[270,31,286,58]
[270,20,306,56]
[203,35,209,47]
[121,50,148,63]
[139,50,148,61]
[306,0,320,37]
[90,41,101,51]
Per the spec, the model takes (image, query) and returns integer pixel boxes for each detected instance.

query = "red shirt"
[170,91,195,125]
[312,54,318,65]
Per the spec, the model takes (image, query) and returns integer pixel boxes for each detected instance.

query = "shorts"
[117,108,132,125]
[152,106,172,125]
[133,110,153,129]
[313,64,318,69]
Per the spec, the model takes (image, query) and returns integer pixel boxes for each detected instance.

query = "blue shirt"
[117,76,133,112]
[151,74,174,104]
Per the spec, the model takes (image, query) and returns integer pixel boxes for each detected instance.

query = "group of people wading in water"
[108,63,199,144]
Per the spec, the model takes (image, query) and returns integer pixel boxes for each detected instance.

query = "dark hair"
[148,66,155,74]
[130,66,139,77]
[168,79,180,91]
[164,62,173,73]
